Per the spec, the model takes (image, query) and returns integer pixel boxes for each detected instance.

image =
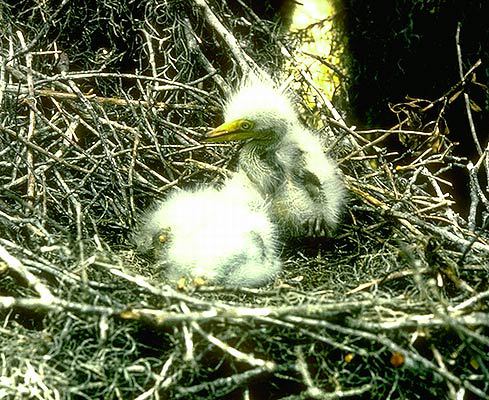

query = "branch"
[455,22,482,155]
[192,0,261,76]
[0,245,54,302]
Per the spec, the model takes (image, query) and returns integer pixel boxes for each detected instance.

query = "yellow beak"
[205,119,256,143]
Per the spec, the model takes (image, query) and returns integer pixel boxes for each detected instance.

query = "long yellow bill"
[205,119,256,142]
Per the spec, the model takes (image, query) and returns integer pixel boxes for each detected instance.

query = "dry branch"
[0,1,488,399]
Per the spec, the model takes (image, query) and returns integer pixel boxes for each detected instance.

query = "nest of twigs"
[1,1,488,399]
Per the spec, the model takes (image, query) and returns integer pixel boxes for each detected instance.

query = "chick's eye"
[240,121,252,130]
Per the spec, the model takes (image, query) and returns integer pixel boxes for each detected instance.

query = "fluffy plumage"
[206,79,346,238]
[133,173,281,287]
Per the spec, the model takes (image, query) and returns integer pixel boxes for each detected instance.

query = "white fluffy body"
[134,174,281,287]
[274,128,346,236]
[224,79,346,237]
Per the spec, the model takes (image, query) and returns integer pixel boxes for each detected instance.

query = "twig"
[6,0,70,63]
[300,69,346,126]
[388,209,489,254]
[450,289,489,312]
[284,317,489,399]
[0,54,6,106]
[345,267,430,295]
[0,295,117,316]
[0,245,54,302]
[175,366,270,398]
[432,346,458,400]
[0,125,91,174]
[340,131,394,163]
[391,59,482,130]
[295,347,373,399]
[180,302,275,370]
[184,158,232,177]
[16,31,36,207]
[142,29,158,79]
[4,86,199,110]
[455,22,482,156]
[134,354,176,400]
[348,312,489,331]
[192,0,261,76]
[75,202,86,283]
[181,17,230,94]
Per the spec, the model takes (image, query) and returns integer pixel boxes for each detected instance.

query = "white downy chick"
[134,174,281,287]
[206,79,346,238]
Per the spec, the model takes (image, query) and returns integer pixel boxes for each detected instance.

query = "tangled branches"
[0,0,488,398]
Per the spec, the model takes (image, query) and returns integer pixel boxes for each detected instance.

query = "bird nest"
[1,1,488,399]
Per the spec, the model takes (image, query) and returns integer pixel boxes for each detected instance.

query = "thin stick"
[0,245,54,302]
[455,23,482,155]
[16,31,36,206]
[193,0,260,75]
[180,301,275,370]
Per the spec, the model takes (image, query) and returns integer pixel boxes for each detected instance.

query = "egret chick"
[133,179,281,287]
[206,79,346,238]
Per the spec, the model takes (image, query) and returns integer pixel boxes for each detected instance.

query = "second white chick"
[135,174,281,287]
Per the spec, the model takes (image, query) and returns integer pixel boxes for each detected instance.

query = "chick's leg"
[304,216,332,237]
